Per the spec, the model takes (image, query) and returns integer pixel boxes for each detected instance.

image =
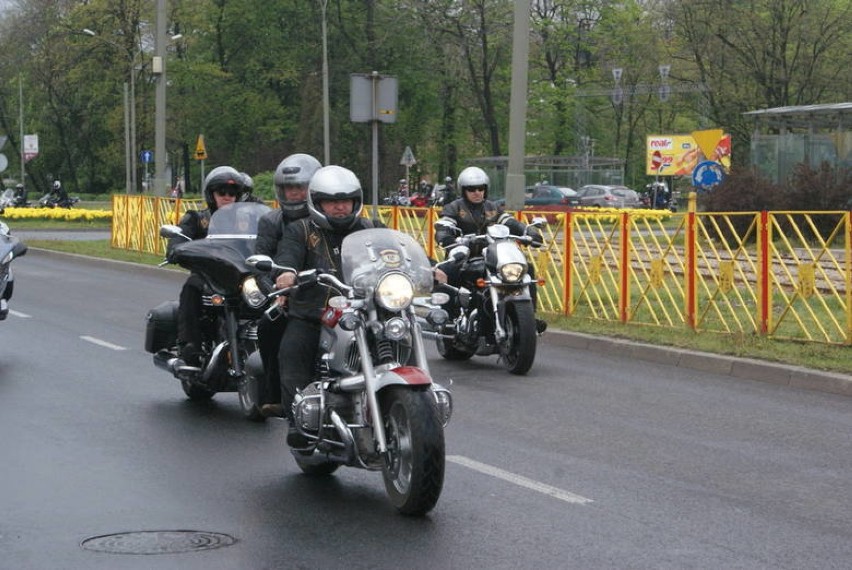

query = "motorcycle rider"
[254,153,322,417]
[271,165,379,446]
[50,180,69,206]
[13,184,26,206]
[167,165,247,366]
[434,165,546,333]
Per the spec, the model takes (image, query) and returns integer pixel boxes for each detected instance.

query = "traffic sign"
[692,160,725,190]
[400,146,416,167]
[194,134,208,161]
[140,149,154,164]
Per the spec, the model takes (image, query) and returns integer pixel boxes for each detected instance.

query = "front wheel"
[500,302,537,375]
[381,387,445,516]
[238,372,264,422]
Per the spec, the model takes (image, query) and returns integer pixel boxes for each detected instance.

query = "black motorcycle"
[38,193,80,208]
[429,218,546,375]
[145,202,273,419]
[0,220,27,320]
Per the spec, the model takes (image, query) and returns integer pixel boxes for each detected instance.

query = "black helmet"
[307,165,363,231]
[273,153,321,217]
[202,166,246,211]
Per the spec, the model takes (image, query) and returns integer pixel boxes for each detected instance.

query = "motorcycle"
[38,193,80,208]
[0,188,29,209]
[0,221,27,320]
[246,228,453,516]
[145,201,273,419]
[429,218,546,375]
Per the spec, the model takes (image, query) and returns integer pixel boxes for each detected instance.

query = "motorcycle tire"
[380,386,445,516]
[237,346,265,422]
[238,373,264,422]
[500,302,537,375]
[181,378,215,401]
[435,335,474,361]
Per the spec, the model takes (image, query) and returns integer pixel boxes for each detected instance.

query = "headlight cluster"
[375,272,414,311]
[241,276,267,308]
[499,262,525,283]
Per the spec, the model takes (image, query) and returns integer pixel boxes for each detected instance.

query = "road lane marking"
[448,455,593,505]
[80,335,127,351]
[8,309,31,318]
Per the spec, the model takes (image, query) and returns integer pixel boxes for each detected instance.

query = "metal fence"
[112,194,852,345]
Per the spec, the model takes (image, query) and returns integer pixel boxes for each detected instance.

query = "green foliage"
[0,0,848,198]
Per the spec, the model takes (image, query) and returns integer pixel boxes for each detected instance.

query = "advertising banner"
[24,134,39,162]
[646,133,730,176]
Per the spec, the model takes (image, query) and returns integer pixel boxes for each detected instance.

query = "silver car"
[575,185,641,208]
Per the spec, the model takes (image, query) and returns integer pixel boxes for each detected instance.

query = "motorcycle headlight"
[376,273,414,311]
[499,262,525,283]
[241,276,267,309]
[384,317,408,341]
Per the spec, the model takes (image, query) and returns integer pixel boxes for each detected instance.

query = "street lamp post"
[319,0,330,165]
[153,0,183,196]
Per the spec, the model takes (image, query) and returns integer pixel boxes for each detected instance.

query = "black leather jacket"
[255,208,309,292]
[435,197,530,255]
[166,208,212,261]
[273,218,378,321]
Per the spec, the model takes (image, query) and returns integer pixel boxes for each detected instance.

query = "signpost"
[400,145,416,191]
[140,149,153,192]
[194,134,208,193]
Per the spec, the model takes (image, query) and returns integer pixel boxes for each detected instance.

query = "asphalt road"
[1,249,851,569]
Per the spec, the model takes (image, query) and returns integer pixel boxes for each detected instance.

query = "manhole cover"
[81,530,237,555]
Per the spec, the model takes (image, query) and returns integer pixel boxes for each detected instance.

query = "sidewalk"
[546,330,852,397]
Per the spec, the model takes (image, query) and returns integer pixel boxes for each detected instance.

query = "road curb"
[544,330,852,397]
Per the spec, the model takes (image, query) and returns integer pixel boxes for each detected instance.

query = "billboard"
[646,133,730,176]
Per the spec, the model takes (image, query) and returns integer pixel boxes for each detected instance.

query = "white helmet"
[273,153,321,217]
[457,166,490,200]
[307,165,363,231]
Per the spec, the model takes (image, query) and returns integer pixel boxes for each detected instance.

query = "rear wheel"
[381,387,445,516]
[500,302,537,375]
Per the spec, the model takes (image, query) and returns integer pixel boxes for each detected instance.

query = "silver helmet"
[457,166,490,200]
[273,153,322,216]
[307,165,363,231]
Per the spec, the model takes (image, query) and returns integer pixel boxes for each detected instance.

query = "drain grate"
[81,530,237,555]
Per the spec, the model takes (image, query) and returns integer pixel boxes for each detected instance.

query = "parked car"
[575,185,641,208]
[496,185,580,210]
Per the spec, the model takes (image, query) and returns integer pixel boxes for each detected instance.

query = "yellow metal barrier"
[112,195,851,345]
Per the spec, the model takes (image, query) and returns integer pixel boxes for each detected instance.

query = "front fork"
[353,325,389,454]
[489,284,531,342]
[224,308,243,377]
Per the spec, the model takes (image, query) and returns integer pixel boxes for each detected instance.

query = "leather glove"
[529,230,544,248]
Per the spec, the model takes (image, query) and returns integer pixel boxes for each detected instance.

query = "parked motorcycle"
[0,220,27,320]
[145,202,273,419]
[429,218,546,375]
[246,228,453,516]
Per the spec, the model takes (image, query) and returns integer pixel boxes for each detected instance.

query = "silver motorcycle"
[247,228,453,516]
[429,218,546,375]
[0,221,27,321]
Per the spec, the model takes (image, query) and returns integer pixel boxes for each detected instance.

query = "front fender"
[375,366,432,391]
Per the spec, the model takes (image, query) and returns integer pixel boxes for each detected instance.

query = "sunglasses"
[465,186,486,193]
[213,186,240,197]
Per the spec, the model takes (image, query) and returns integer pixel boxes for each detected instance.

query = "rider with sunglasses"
[434,166,546,332]
[167,165,248,366]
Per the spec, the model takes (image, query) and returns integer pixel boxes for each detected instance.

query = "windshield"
[207,202,272,237]
[340,228,434,296]
[1,189,13,199]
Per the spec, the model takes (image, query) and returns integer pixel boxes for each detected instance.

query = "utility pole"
[505,0,530,211]
[153,0,167,195]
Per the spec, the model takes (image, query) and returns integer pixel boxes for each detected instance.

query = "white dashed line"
[448,455,593,505]
[80,335,127,351]
[8,309,31,318]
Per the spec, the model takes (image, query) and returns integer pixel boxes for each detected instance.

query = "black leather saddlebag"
[145,300,179,353]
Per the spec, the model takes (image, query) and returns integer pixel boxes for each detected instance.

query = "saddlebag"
[144,300,179,353]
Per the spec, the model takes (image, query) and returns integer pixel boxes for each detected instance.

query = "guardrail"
[111,194,852,345]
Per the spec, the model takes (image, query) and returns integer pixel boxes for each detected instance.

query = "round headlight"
[376,273,414,311]
[384,317,408,341]
[241,276,267,308]
[499,262,525,283]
